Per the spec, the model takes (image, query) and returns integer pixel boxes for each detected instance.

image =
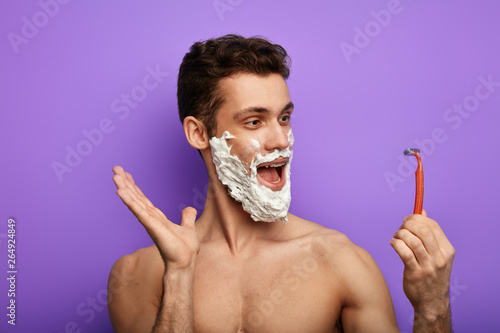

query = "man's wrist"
[414,296,450,320]
[163,264,196,285]
[413,297,451,333]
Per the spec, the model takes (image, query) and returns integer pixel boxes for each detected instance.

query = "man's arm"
[108,251,163,332]
[153,266,196,332]
[391,209,455,333]
[333,237,401,333]
[109,166,199,333]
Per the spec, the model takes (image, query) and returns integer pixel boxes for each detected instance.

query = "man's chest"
[191,250,342,332]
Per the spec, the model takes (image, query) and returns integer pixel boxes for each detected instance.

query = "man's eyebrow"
[281,102,294,114]
[233,102,294,120]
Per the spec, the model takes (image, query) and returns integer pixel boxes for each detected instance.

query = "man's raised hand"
[112,166,200,271]
[390,209,455,328]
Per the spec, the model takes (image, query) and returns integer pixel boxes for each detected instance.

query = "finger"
[393,228,430,266]
[113,167,155,208]
[390,238,418,270]
[116,188,147,218]
[403,214,453,257]
[121,171,139,193]
[125,186,150,212]
[124,179,155,210]
[113,166,136,189]
[124,170,137,185]
[117,188,171,230]
[113,167,181,239]
[112,173,128,190]
[180,207,197,228]
[113,167,138,193]
[403,213,422,224]
[421,208,428,217]
[401,218,441,259]
[425,219,453,256]
[114,174,150,212]
[130,179,155,209]
[113,169,136,192]
[117,171,154,210]
[112,165,125,176]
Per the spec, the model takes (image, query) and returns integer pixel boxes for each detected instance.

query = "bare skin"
[108,73,454,333]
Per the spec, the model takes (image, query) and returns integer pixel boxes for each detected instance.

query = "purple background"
[1,0,499,332]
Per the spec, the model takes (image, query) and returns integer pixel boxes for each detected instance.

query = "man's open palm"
[112,166,200,270]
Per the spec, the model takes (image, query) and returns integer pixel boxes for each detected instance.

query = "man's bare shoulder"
[292,213,397,326]
[108,245,164,307]
[287,213,377,271]
[108,245,164,332]
[288,213,355,248]
[110,245,164,284]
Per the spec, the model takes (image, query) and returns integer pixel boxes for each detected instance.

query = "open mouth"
[256,158,288,189]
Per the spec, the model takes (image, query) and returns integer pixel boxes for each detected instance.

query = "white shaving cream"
[209,130,294,223]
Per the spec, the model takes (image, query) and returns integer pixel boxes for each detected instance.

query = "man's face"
[208,72,294,223]
[213,73,294,191]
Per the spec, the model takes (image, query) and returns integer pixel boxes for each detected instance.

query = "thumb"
[180,206,197,228]
[421,208,428,217]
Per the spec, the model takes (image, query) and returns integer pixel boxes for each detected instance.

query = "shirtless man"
[108,34,455,332]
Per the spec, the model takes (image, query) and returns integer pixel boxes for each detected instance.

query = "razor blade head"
[404,148,421,156]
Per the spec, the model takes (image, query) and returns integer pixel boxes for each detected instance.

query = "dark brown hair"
[177,34,291,137]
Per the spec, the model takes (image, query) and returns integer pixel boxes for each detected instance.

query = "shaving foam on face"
[209,130,293,223]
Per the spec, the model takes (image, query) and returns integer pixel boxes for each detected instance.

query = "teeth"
[263,162,286,168]
[271,176,281,184]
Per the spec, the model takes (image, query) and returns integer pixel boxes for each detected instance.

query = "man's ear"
[183,116,210,150]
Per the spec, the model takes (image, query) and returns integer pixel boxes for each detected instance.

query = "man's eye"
[280,115,290,122]
[247,120,260,126]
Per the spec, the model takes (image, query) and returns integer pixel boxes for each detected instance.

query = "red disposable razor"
[404,148,423,214]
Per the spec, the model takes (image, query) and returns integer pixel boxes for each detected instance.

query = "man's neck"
[195,177,288,255]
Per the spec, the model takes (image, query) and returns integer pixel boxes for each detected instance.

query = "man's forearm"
[152,268,196,333]
[412,300,451,333]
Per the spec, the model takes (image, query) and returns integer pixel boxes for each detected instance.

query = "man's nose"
[265,123,290,152]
